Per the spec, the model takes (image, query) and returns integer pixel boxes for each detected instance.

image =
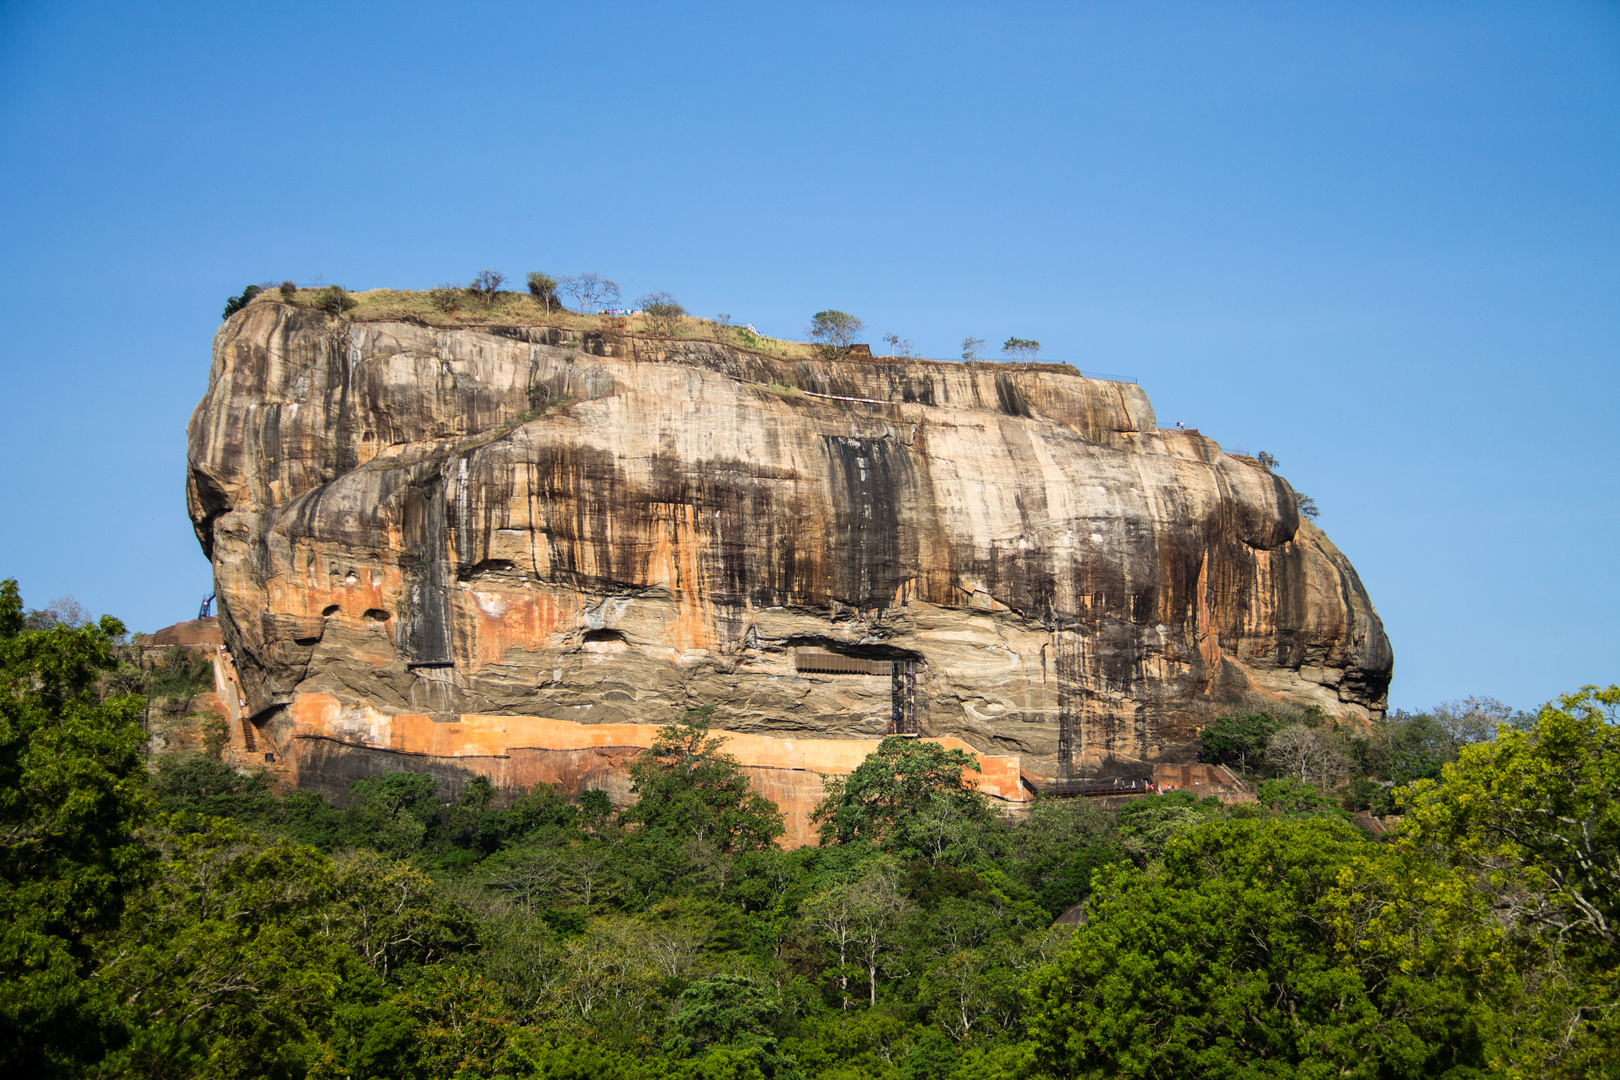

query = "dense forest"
[1,578,1615,1079]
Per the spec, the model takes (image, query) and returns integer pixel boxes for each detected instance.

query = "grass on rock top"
[255,288,821,360]
[248,288,1093,377]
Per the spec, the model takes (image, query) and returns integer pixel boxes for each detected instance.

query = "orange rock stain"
[461,587,579,671]
[283,691,1028,846]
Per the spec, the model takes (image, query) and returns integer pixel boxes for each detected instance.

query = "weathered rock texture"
[187,300,1391,806]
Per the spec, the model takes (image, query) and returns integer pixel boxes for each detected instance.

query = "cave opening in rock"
[460,559,517,579]
[582,628,630,653]
[791,644,921,735]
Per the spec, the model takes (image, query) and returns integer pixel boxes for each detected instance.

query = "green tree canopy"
[0,579,150,1076]
[1002,798,1123,917]
[1114,790,1224,863]
[526,270,559,312]
[1025,817,1499,1079]
[150,753,278,825]
[221,284,262,320]
[999,337,1040,361]
[622,710,784,855]
[1383,711,1457,782]
[1196,711,1280,772]
[667,973,782,1055]
[95,819,376,1079]
[814,737,989,853]
[1400,684,1620,1075]
[1255,776,1342,815]
[345,770,443,857]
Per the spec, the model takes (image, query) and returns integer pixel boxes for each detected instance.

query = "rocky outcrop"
[186,299,1391,807]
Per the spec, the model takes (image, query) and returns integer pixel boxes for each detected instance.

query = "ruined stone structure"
[186,298,1391,835]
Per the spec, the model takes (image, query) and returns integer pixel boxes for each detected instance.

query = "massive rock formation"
[187,298,1390,813]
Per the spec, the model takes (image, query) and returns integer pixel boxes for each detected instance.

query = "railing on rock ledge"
[1020,771,1156,798]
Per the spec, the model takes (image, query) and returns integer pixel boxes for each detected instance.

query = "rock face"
[187,300,1391,805]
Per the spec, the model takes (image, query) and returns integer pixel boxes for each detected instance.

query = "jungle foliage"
[1,578,1615,1079]
[1198,695,1533,814]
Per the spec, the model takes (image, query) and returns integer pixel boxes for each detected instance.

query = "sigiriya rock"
[186,294,1391,838]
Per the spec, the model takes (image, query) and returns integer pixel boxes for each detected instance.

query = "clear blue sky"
[1,1,1615,713]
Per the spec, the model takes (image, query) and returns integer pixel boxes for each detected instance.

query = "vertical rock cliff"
[187,299,1390,804]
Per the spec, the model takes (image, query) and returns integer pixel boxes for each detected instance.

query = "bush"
[1197,711,1281,773]
[429,284,462,313]
[1344,776,1395,815]
[143,644,213,701]
[316,285,358,315]
[1256,776,1341,814]
[638,291,686,338]
[278,280,297,299]
[221,284,262,320]
[469,270,506,306]
[526,271,559,313]
[516,385,576,423]
[150,755,277,822]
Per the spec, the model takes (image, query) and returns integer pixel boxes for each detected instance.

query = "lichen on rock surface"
[186,297,1391,807]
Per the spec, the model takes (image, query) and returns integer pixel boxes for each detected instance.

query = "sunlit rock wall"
[187,300,1391,798]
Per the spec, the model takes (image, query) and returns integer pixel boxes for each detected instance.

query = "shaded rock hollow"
[186,300,1391,810]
